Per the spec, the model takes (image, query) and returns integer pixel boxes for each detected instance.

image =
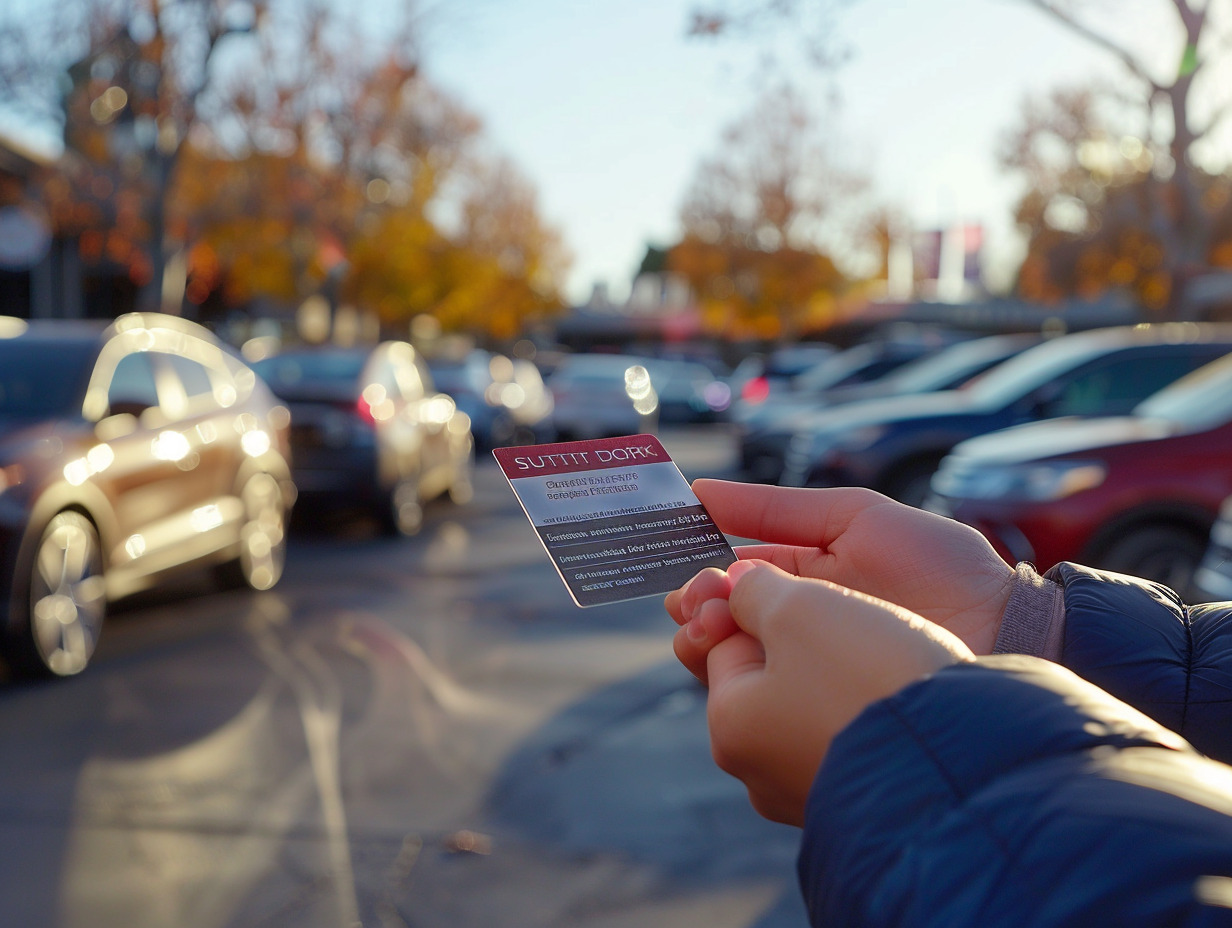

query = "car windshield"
[792,345,883,392]
[551,356,652,384]
[965,336,1116,407]
[880,338,1022,393]
[0,339,96,419]
[252,352,367,398]
[1134,353,1232,429]
[428,356,489,396]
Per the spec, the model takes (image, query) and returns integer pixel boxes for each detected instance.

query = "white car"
[547,354,660,440]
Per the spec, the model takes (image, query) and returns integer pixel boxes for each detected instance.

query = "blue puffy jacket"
[798,563,1232,927]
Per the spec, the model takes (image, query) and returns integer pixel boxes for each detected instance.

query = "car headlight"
[934,460,1107,502]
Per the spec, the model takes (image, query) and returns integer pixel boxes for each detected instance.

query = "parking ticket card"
[493,435,736,607]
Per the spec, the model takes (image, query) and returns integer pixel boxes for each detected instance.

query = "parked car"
[0,313,295,677]
[427,349,554,451]
[726,343,838,408]
[644,358,732,424]
[251,341,473,536]
[737,333,1041,483]
[779,323,1232,507]
[546,354,660,440]
[730,339,931,425]
[927,350,1232,594]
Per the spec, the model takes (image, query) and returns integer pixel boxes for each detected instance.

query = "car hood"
[795,390,976,434]
[0,417,75,465]
[950,415,1183,464]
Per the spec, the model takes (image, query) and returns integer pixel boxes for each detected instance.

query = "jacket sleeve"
[798,656,1232,928]
[1047,562,1232,762]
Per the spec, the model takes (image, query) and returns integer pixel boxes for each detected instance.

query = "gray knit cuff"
[992,562,1066,661]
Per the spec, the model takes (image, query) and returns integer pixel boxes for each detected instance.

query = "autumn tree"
[999,1,1232,316]
[668,83,860,339]
[1,0,570,338]
[0,0,269,313]
[691,0,1232,318]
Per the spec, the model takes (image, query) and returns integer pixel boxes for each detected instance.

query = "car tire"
[1099,525,1207,595]
[214,472,287,592]
[4,510,107,678]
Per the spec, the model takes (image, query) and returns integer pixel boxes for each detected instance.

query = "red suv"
[926,350,1232,595]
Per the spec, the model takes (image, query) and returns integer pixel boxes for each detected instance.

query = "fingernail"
[726,559,758,582]
[686,617,707,642]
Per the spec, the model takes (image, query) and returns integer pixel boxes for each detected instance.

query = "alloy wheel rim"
[31,518,105,676]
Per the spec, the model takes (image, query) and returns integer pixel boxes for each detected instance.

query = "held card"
[493,435,736,607]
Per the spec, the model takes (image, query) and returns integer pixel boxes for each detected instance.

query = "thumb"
[724,558,810,640]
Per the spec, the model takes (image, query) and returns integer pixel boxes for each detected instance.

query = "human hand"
[688,560,973,826]
[666,481,1013,677]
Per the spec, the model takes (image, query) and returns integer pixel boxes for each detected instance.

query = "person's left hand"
[678,559,973,826]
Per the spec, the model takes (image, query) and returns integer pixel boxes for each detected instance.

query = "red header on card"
[493,434,670,479]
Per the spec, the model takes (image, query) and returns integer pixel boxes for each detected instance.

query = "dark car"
[730,339,931,426]
[645,358,732,424]
[726,343,838,407]
[737,333,1041,483]
[0,313,295,677]
[252,341,474,536]
[779,324,1232,507]
[927,351,1232,594]
[427,349,555,451]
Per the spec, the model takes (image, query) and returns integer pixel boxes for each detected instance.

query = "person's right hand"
[665,481,1014,681]
[695,560,973,827]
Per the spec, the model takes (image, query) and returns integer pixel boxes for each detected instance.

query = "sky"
[418,0,1177,305]
[0,0,1181,308]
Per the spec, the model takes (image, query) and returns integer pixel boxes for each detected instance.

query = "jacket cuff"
[992,562,1065,660]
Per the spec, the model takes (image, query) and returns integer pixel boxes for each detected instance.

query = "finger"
[704,630,766,693]
[693,479,884,549]
[673,625,709,684]
[677,567,735,624]
[673,595,740,684]
[732,543,823,576]
[721,560,804,641]
[664,587,685,624]
[694,595,739,644]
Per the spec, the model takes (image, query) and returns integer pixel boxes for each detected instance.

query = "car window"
[1050,353,1205,416]
[157,352,220,419]
[107,352,160,413]
[0,340,95,418]
[1136,352,1232,428]
[164,353,214,399]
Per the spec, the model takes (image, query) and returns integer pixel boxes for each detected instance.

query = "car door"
[86,333,243,588]
[155,345,251,557]
[85,345,190,589]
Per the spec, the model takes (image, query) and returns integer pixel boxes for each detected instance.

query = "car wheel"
[1099,525,1207,595]
[215,472,287,591]
[379,473,424,537]
[6,511,107,677]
